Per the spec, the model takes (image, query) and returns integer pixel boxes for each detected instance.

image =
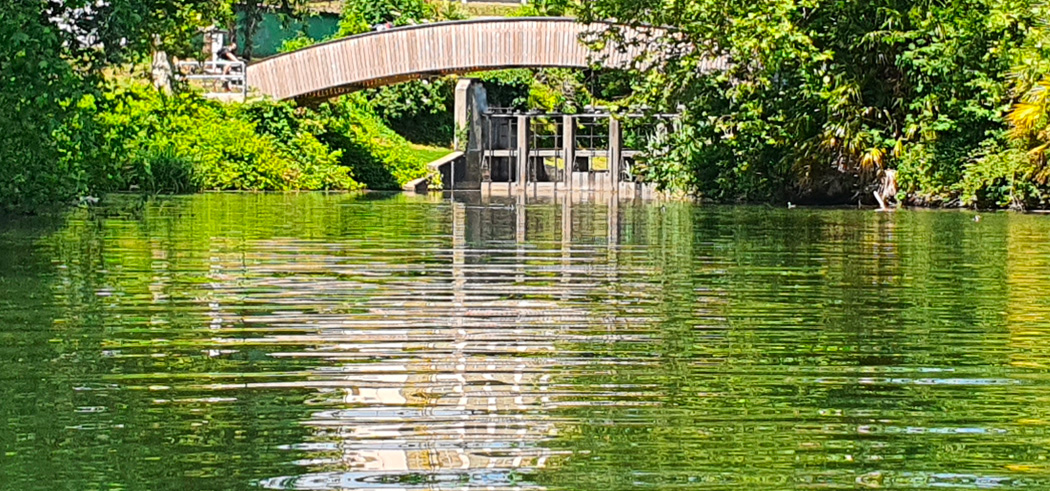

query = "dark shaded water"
[3,192,1050,490]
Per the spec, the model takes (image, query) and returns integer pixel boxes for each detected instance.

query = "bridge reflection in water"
[255,194,631,490]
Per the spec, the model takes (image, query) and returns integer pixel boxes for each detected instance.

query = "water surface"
[3,193,1050,490]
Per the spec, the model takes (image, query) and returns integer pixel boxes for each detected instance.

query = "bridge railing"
[246,17,651,101]
[175,60,247,98]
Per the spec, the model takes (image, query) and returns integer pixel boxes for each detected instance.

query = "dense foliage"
[237,0,309,59]
[343,0,432,29]
[509,0,574,17]
[58,82,446,195]
[19,0,1050,211]
[578,0,1050,207]
[364,80,457,146]
[58,83,358,193]
[0,0,449,213]
[0,0,235,212]
[316,95,433,189]
[278,0,462,147]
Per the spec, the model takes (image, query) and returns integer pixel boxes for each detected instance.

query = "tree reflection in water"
[4,194,1050,490]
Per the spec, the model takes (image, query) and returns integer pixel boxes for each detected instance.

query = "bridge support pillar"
[454,78,487,190]
[562,115,575,191]
[454,79,472,151]
[516,115,530,193]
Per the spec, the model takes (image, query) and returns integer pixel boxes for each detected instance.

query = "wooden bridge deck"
[246,17,727,101]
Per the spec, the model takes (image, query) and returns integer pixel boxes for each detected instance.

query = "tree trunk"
[241,4,262,60]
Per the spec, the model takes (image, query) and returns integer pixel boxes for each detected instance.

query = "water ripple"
[3,194,1050,489]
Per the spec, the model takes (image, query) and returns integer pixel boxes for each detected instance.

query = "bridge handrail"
[246,17,708,101]
[251,17,624,65]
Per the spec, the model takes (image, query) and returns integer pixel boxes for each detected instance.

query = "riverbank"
[11,0,1050,214]
[9,72,1047,214]
[0,80,452,214]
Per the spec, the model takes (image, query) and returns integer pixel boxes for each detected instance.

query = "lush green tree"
[365,79,457,146]
[58,83,358,193]
[343,0,432,28]
[578,0,1044,204]
[975,1,1050,208]
[316,94,433,189]
[40,0,231,66]
[0,0,231,212]
[0,1,85,211]
[237,0,308,59]
[511,0,574,17]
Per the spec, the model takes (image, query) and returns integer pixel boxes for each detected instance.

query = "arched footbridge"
[246,17,726,101]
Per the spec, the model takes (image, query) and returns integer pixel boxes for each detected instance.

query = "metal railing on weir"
[478,108,681,193]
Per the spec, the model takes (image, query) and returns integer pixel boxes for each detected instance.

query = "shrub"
[509,0,572,17]
[170,109,300,190]
[960,141,1047,209]
[473,69,534,110]
[58,83,359,194]
[365,79,455,146]
[343,0,431,28]
[318,95,430,189]
[430,1,468,21]
[278,34,318,53]
[130,145,197,194]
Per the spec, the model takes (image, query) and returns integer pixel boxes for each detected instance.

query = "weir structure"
[245,17,727,195]
[441,78,682,197]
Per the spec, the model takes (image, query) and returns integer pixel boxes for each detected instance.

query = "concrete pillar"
[452,78,488,190]
[454,79,472,151]
[562,115,575,191]
[609,117,622,196]
[516,115,530,193]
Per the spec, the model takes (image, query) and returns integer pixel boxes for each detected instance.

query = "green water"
[3,192,1050,490]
